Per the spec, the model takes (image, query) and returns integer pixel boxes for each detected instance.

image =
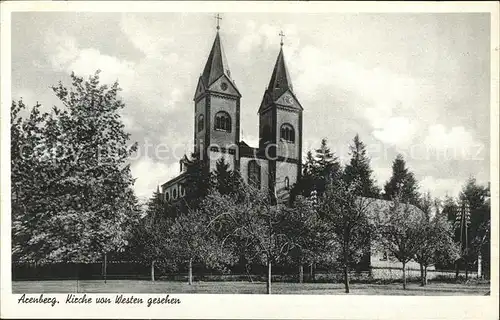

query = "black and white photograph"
[1,1,498,319]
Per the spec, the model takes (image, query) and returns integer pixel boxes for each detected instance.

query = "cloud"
[44,28,186,112]
[372,166,392,188]
[372,116,419,148]
[70,48,136,89]
[119,14,175,60]
[238,21,262,53]
[291,43,434,150]
[238,20,300,56]
[424,124,482,151]
[45,32,136,91]
[420,176,464,199]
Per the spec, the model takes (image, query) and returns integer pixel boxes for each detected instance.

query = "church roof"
[361,197,425,222]
[267,46,294,100]
[201,31,234,87]
[238,140,269,159]
[258,45,302,113]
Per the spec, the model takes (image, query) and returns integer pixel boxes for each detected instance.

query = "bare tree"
[280,196,323,283]
[205,179,315,294]
[317,178,374,293]
[374,195,423,289]
[169,201,236,285]
[414,212,460,286]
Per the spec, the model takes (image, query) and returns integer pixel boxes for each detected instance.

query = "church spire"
[258,33,302,113]
[267,36,293,101]
[200,19,234,88]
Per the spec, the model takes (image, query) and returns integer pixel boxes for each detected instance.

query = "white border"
[1,1,498,319]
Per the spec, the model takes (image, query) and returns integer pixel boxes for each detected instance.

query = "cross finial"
[279,30,285,46]
[215,13,222,30]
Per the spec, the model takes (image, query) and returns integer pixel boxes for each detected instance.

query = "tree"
[374,195,423,289]
[317,177,373,293]
[457,177,490,280]
[11,100,51,263]
[291,151,316,199]
[169,196,237,285]
[383,154,420,205]
[182,152,212,210]
[280,196,323,283]
[343,134,380,198]
[418,191,434,219]
[128,187,176,281]
[312,138,341,195]
[11,71,140,268]
[212,157,241,196]
[206,180,306,294]
[212,158,231,195]
[414,211,460,286]
[303,150,316,179]
[440,195,463,278]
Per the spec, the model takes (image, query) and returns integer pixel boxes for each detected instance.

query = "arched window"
[284,177,290,190]
[165,192,170,202]
[180,185,185,196]
[173,188,177,199]
[248,160,261,190]
[197,114,204,132]
[280,123,295,143]
[214,111,232,132]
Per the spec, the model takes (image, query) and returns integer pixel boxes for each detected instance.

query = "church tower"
[258,35,303,197]
[193,21,241,173]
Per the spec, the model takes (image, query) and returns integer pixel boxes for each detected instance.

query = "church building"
[159,18,438,280]
[161,24,303,203]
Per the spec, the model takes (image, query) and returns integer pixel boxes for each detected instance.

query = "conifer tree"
[343,134,380,198]
[456,177,490,280]
[212,157,240,196]
[182,152,212,209]
[383,154,420,205]
[291,151,316,199]
[312,138,341,195]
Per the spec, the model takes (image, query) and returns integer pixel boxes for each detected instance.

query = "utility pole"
[464,201,470,280]
[454,200,470,281]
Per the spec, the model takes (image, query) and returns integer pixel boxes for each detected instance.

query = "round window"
[221,82,228,91]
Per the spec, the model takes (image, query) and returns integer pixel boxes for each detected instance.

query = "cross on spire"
[279,30,285,46]
[215,13,222,30]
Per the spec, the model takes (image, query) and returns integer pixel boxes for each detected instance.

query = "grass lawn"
[12,280,490,295]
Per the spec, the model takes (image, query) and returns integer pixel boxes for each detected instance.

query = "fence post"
[477,253,482,279]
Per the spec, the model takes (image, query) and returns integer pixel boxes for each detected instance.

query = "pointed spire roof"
[201,31,233,87]
[267,46,293,100]
[258,43,302,113]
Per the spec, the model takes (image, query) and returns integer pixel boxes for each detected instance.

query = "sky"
[11,12,491,202]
